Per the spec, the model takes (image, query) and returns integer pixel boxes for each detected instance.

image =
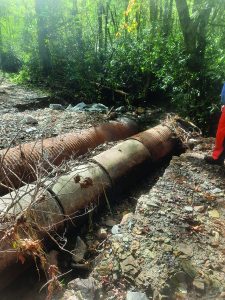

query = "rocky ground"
[0,80,160,150]
[87,146,225,300]
[1,80,225,300]
[0,80,109,149]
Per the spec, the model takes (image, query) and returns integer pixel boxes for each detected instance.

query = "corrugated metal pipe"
[0,117,138,195]
[0,124,177,291]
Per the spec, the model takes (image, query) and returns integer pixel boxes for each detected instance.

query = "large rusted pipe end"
[130,125,176,161]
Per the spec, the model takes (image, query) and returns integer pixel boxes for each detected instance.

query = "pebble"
[184,206,193,212]
[126,291,148,300]
[96,228,108,240]
[23,115,38,125]
[104,218,117,227]
[123,236,129,242]
[194,205,205,213]
[111,224,121,235]
[177,243,193,257]
[25,127,37,133]
[208,209,220,218]
[121,213,133,224]
[49,103,64,110]
[192,278,205,292]
[211,188,222,194]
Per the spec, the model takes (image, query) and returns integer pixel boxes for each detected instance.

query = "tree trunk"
[73,0,83,50]
[149,0,158,34]
[0,27,2,70]
[175,0,196,54]
[195,6,212,63]
[104,1,110,54]
[98,0,104,58]
[163,0,174,37]
[175,0,212,72]
[149,0,158,24]
[35,0,52,77]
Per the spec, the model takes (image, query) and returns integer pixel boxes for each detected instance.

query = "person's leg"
[205,107,225,165]
[212,107,225,159]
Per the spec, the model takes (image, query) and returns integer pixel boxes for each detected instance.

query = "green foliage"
[0,0,225,131]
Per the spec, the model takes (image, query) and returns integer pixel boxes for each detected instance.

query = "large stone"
[67,277,99,300]
[120,255,140,279]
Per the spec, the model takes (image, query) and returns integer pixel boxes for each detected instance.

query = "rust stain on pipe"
[0,118,138,195]
[130,125,175,161]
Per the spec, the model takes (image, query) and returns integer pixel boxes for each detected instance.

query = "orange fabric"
[212,107,225,159]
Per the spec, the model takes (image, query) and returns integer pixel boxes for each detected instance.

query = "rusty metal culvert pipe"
[0,124,177,291]
[0,117,138,196]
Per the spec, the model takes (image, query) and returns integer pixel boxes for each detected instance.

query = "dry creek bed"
[0,80,225,300]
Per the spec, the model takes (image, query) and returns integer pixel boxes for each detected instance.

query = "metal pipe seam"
[92,139,151,184]
[45,187,66,218]
[129,125,175,161]
[0,185,64,291]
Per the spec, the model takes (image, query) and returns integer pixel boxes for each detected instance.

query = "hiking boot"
[204,155,224,166]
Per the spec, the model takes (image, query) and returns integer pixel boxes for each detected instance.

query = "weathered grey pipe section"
[0,124,176,290]
[0,117,138,195]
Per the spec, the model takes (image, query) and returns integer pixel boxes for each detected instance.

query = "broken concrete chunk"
[211,231,220,247]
